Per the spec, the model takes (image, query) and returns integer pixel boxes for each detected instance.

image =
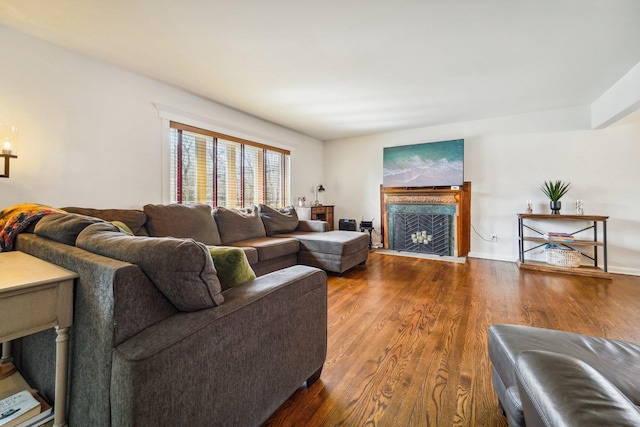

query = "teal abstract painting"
[383,139,464,187]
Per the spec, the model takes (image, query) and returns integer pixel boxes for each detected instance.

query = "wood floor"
[264,252,640,427]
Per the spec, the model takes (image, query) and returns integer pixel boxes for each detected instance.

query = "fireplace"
[380,183,471,257]
[392,212,453,256]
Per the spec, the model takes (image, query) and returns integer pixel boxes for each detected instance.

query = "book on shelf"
[0,390,41,427]
[16,413,53,427]
[547,236,575,242]
[15,392,51,427]
[545,231,574,237]
[0,366,52,427]
[544,232,575,242]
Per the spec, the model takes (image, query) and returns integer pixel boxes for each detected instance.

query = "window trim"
[170,122,290,155]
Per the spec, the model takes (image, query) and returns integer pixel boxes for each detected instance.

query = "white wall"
[324,107,640,275]
[0,25,323,209]
[3,25,640,275]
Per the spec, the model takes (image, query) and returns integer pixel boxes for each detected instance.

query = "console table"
[517,214,610,279]
[0,251,78,427]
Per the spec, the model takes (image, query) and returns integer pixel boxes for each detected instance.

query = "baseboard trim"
[376,249,467,264]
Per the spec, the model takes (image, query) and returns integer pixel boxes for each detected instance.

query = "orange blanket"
[0,203,64,251]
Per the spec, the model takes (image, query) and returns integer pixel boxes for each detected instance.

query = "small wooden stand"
[517,213,610,279]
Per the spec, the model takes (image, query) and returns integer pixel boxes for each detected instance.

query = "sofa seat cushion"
[276,230,369,255]
[77,222,224,312]
[488,324,640,409]
[229,237,299,262]
[144,203,222,245]
[63,207,149,236]
[258,204,299,236]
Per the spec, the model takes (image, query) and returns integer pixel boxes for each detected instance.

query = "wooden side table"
[0,251,77,427]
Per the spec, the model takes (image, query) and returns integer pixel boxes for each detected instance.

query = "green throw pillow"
[112,220,134,235]
[208,246,256,290]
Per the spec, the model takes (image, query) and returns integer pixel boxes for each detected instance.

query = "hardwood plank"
[263,253,640,426]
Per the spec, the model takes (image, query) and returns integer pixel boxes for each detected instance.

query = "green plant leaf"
[540,180,571,201]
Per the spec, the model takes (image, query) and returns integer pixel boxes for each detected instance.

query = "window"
[169,122,291,209]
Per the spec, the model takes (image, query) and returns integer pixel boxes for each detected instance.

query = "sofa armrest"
[297,219,329,232]
[516,350,640,427]
[110,265,327,426]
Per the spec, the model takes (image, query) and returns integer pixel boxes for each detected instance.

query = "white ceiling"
[1,0,639,141]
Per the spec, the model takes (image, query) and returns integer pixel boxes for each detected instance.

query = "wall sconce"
[0,124,18,178]
[314,184,325,206]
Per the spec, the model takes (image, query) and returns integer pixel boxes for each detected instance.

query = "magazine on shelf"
[0,390,41,427]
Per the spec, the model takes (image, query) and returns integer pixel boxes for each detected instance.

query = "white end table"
[0,251,77,427]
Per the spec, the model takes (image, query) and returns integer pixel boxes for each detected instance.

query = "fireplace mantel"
[380,183,471,256]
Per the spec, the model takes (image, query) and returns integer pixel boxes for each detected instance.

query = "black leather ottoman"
[488,324,640,426]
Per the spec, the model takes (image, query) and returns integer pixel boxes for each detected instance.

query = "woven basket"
[545,248,581,268]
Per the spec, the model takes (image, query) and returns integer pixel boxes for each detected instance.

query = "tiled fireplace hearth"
[380,183,471,257]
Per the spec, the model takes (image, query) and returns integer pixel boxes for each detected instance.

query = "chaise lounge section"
[275,230,370,275]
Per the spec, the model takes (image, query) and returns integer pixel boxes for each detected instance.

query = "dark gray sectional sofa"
[65,203,369,276]
[10,203,368,426]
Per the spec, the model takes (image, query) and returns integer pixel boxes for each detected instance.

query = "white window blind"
[169,122,291,209]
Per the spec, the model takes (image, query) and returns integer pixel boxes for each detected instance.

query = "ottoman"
[488,324,640,427]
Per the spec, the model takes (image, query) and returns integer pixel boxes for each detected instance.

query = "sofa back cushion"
[77,222,224,311]
[143,204,222,245]
[35,212,105,245]
[63,207,149,236]
[258,204,299,236]
[213,206,266,244]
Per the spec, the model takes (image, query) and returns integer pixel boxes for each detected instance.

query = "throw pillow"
[258,204,299,236]
[143,203,222,245]
[112,220,134,235]
[213,206,267,244]
[35,212,105,246]
[207,246,256,290]
[77,222,224,312]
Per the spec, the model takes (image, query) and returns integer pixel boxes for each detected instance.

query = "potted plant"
[540,180,571,214]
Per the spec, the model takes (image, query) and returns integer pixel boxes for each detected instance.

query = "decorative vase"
[550,201,561,215]
[298,201,304,207]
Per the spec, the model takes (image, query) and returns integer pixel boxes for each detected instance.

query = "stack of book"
[544,232,575,242]
[0,365,52,427]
